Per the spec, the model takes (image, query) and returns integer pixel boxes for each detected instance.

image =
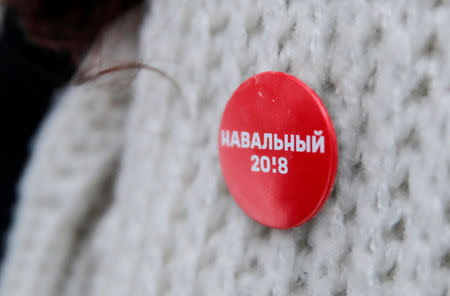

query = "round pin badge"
[218,71,338,229]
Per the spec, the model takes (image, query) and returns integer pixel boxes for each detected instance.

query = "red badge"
[218,72,338,229]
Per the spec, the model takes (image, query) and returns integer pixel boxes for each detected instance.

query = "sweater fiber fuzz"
[1,1,450,295]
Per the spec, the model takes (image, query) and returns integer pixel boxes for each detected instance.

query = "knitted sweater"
[1,1,449,295]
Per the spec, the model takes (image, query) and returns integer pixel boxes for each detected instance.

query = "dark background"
[0,11,75,264]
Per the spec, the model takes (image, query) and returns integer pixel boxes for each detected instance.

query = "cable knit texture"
[1,1,449,296]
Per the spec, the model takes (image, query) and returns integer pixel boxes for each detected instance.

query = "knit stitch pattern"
[1,1,449,295]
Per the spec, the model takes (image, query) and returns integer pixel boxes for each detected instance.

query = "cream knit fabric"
[1,1,450,295]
